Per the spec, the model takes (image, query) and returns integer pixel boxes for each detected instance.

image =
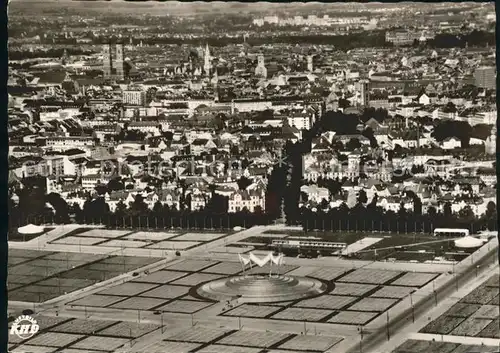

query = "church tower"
[114,43,125,81]
[204,43,212,76]
[62,48,69,65]
[255,54,267,78]
[307,55,314,72]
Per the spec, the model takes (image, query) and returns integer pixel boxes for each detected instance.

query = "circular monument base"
[195,274,330,303]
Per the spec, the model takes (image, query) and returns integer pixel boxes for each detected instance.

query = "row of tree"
[425,30,496,49]
[300,200,497,233]
[10,207,275,231]
[9,179,497,234]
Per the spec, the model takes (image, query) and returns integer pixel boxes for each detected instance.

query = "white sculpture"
[238,252,284,277]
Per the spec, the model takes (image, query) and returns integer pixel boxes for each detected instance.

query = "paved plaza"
[7,225,499,353]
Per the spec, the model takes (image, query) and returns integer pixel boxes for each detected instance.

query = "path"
[408,333,500,347]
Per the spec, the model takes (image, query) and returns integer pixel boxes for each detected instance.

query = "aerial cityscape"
[6,1,499,353]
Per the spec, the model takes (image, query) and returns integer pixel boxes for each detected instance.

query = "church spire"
[204,43,212,76]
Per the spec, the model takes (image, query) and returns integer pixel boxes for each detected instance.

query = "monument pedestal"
[196,274,329,303]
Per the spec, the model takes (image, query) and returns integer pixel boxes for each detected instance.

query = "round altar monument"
[194,252,331,303]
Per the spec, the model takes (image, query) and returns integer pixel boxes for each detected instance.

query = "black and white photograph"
[5,1,499,353]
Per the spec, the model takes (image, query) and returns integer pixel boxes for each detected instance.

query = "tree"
[337,202,349,216]
[458,205,475,221]
[152,201,163,214]
[427,206,437,218]
[485,201,496,219]
[338,98,351,109]
[46,193,70,224]
[178,180,189,210]
[128,194,149,216]
[472,124,494,140]
[17,184,46,222]
[146,87,158,104]
[95,184,108,195]
[368,193,378,209]
[413,195,423,216]
[398,202,407,218]
[406,190,422,216]
[164,131,174,141]
[443,202,453,218]
[432,120,472,147]
[115,200,127,217]
[72,203,84,223]
[362,127,378,147]
[357,189,368,204]
[107,178,124,192]
[237,176,252,190]
[346,138,361,150]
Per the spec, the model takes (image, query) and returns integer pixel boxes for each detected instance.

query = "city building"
[385,30,418,45]
[102,42,125,81]
[474,66,496,90]
[122,88,146,106]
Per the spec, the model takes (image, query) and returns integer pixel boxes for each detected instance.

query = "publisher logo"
[10,315,39,340]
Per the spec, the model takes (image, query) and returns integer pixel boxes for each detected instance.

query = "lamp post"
[410,292,414,323]
[359,326,364,353]
[386,311,390,341]
[433,280,437,306]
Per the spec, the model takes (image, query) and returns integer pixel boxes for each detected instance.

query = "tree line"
[9,174,497,235]
[300,198,497,234]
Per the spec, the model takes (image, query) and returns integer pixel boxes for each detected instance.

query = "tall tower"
[114,43,124,81]
[102,43,112,79]
[61,48,68,65]
[307,55,314,72]
[255,54,267,78]
[204,43,212,76]
[356,80,370,107]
